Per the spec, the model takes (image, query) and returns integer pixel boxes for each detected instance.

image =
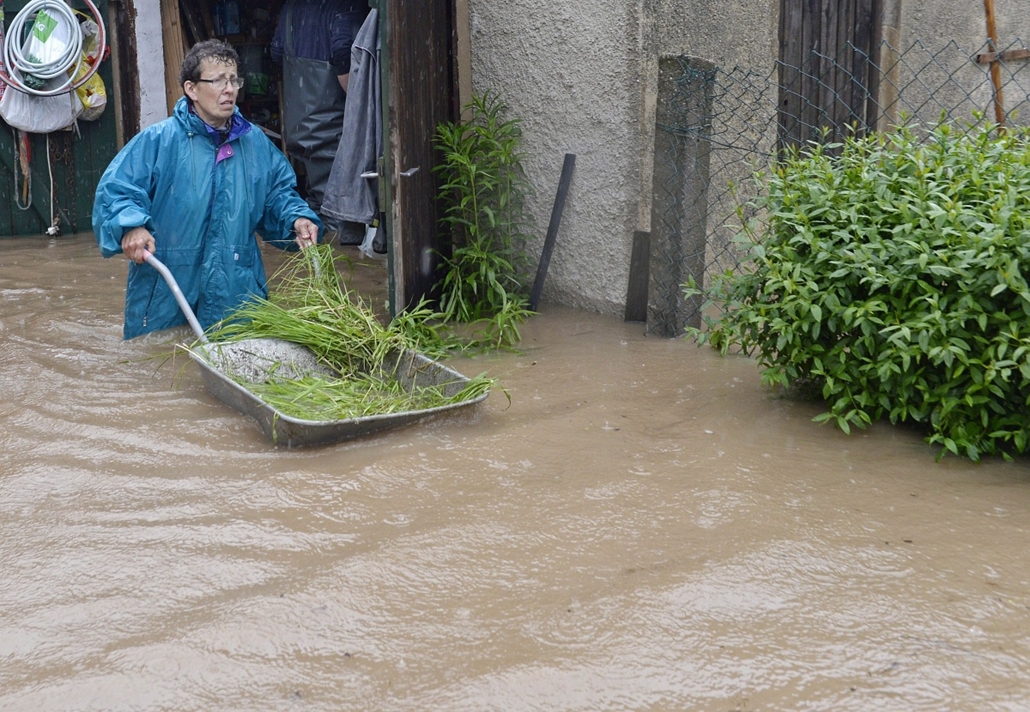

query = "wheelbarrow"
[144,252,489,447]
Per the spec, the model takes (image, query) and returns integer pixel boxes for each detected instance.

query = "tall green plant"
[693,120,1030,461]
[433,92,533,342]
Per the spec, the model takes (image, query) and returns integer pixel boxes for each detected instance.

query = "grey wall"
[468,0,1030,316]
[468,0,779,315]
[469,0,649,314]
[897,0,1024,47]
[133,0,170,128]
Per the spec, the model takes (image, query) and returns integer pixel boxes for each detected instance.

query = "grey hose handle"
[142,252,209,343]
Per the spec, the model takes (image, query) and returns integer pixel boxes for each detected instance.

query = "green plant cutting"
[432,91,534,348]
[691,119,1030,461]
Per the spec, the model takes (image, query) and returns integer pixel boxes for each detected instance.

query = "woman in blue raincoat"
[93,40,320,340]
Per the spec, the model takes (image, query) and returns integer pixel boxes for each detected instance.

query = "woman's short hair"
[179,40,240,87]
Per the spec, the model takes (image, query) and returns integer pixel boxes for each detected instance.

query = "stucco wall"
[897,0,1024,47]
[467,0,780,315]
[469,0,648,314]
[134,0,168,129]
[654,0,778,68]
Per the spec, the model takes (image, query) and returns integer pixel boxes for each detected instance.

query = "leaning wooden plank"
[181,0,216,40]
[530,153,576,311]
[161,0,187,115]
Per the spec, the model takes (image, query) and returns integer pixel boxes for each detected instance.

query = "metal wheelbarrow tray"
[188,338,487,447]
[144,253,488,447]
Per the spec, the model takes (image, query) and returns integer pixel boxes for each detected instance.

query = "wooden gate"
[778,0,883,151]
[381,0,454,314]
[0,0,119,237]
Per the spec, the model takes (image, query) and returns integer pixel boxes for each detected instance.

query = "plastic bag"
[70,16,106,121]
[0,68,82,132]
[69,55,105,121]
[358,221,386,260]
[20,7,77,90]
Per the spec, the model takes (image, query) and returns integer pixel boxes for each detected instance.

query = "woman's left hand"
[293,218,319,249]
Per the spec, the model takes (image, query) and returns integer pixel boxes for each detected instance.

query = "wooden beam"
[454,0,473,119]
[625,230,650,323]
[176,0,205,45]
[983,0,1006,128]
[530,153,576,312]
[975,48,1030,64]
[194,0,216,40]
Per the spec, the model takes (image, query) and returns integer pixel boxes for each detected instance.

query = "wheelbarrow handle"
[142,252,209,343]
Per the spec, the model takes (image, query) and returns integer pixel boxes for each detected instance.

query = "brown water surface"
[3,235,1030,711]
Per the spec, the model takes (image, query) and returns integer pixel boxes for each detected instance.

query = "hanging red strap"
[16,129,31,209]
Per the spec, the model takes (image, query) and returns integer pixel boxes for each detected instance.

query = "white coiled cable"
[2,0,105,97]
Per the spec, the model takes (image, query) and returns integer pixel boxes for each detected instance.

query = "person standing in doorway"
[93,40,320,340]
[271,0,369,243]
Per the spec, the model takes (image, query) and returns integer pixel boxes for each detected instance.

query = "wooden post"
[984,0,1006,129]
[624,230,650,323]
[454,0,473,120]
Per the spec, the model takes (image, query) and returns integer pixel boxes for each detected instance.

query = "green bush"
[693,120,1030,461]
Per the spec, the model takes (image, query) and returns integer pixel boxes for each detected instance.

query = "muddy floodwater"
[3,235,1030,711]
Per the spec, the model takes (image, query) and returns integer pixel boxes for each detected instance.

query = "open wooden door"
[380,0,455,314]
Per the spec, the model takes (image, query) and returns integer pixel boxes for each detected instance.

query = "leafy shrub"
[433,92,534,348]
[692,120,1030,461]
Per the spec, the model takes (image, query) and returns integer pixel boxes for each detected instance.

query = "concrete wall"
[897,0,1024,47]
[654,0,778,67]
[886,0,1030,127]
[468,0,649,314]
[134,0,169,129]
[467,0,780,316]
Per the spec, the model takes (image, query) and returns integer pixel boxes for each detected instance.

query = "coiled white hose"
[2,0,106,97]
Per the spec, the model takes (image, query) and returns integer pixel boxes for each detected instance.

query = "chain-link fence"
[648,38,1030,337]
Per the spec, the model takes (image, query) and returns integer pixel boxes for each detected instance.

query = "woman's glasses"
[195,76,245,90]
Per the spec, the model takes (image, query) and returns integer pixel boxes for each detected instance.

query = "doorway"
[162,0,460,318]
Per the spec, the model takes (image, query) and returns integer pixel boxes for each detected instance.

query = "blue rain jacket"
[93,97,319,339]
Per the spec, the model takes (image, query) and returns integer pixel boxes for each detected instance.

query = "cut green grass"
[201,245,497,421]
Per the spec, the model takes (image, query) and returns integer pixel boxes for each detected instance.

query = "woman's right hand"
[121,227,156,264]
